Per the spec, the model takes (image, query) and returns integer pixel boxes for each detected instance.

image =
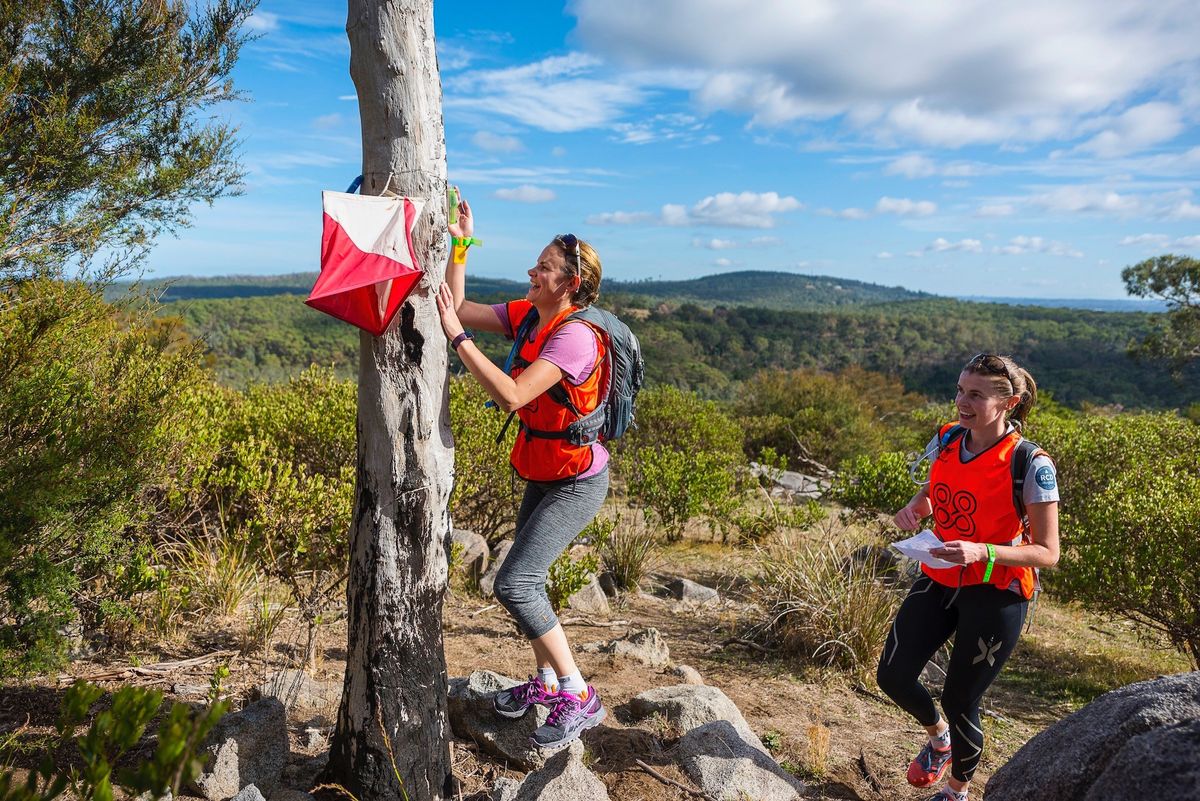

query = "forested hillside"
[160,274,1198,409]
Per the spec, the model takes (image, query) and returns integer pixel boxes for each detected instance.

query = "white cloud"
[693,236,782,249]
[1121,233,1200,249]
[1028,186,1143,216]
[338,95,357,101]
[612,113,717,146]
[1120,233,1171,247]
[587,210,656,225]
[472,131,524,153]
[876,196,937,216]
[493,185,557,203]
[977,203,1015,217]
[450,165,613,187]
[876,251,895,259]
[444,53,647,133]
[572,0,1200,150]
[714,257,734,267]
[1171,200,1200,220]
[908,237,983,256]
[994,235,1083,257]
[885,154,938,178]
[590,191,802,228]
[312,113,342,130]
[551,147,567,157]
[245,11,280,33]
[1075,102,1185,158]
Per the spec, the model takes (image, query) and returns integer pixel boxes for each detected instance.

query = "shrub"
[617,385,747,541]
[753,526,902,679]
[736,368,926,469]
[1037,411,1200,666]
[831,451,917,519]
[546,550,598,614]
[0,280,204,674]
[448,377,520,543]
[0,679,226,801]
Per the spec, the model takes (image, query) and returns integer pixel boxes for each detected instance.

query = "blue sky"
[147,0,1200,299]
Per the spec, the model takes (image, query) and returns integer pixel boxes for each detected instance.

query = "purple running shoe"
[493,676,558,719]
[529,686,606,750]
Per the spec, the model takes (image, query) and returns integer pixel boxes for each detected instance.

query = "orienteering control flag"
[306,190,426,336]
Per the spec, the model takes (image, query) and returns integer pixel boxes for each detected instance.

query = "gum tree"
[320,1,454,800]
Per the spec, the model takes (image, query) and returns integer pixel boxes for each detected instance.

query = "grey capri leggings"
[493,470,609,639]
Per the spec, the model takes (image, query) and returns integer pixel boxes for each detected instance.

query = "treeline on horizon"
[164,281,1199,411]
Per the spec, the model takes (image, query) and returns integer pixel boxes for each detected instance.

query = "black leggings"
[876,577,1027,783]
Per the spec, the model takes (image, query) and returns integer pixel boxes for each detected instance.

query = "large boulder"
[448,671,555,771]
[985,671,1200,801]
[488,742,608,801]
[666,577,720,606]
[257,670,340,720]
[451,529,490,578]
[190,698,289,801]
[628,684,757,743]
[566,574,610,616]
[676,720,805,801]
[480,541,514,598]
[587,628,670,667]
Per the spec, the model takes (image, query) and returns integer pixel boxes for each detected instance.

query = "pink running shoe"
[493,676,558,719]
[529,686,607,750]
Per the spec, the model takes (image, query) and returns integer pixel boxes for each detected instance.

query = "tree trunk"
[323,2,453,800]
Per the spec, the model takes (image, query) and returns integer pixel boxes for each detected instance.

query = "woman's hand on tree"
[448,197,473,239]
[436,282,464,340]
[929,540,987,565]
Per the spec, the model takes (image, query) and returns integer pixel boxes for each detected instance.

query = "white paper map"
[890,529,957,569]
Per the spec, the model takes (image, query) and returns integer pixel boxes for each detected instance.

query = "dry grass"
[753,520,902,679]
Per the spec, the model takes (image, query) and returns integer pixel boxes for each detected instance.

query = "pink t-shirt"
[492,304,609,478]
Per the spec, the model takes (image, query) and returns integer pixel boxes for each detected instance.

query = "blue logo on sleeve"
[1035,465,1057,491]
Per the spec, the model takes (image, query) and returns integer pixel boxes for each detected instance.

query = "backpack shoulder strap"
[939,423,966,448]
[1011,437,1048,519]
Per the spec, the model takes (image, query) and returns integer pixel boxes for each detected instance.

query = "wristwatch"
[450,331,475,350]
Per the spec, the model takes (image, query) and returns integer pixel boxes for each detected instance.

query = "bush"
[448,377,520,543]
[546,550,598,614]
[736,368,926,469]
[831,451,917,519]
[753,526,902,679]
[0,280,204,674]
[617,385,747,541]
[1037,411,1200,666]
[0,679,226,801]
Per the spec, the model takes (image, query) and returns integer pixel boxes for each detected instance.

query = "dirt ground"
[0,537,1188,801]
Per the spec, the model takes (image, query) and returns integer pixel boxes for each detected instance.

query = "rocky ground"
[0,533,1190,801]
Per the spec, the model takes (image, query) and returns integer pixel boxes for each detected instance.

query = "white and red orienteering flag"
[306,190,426,335]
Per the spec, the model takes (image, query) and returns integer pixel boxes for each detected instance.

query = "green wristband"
[451,236,483,248]
[982,543,996,582]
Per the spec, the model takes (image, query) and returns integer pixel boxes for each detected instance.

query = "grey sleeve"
[1023,454,1059,506]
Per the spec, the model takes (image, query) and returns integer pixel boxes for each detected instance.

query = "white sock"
[537,667,558,692]
[931,724,952,751]
[941,785,967,801]
[557,670,586,697]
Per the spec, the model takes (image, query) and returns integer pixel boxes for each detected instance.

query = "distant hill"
[122,270,929,310]
[960,296,1169,313]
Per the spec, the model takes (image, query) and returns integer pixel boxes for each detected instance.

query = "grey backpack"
[501,306,644,446]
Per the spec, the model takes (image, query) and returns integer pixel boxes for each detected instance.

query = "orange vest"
[923,423,1037,599]
[504,300,606,482]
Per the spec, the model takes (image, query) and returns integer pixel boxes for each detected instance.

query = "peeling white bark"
[324,2,453,800]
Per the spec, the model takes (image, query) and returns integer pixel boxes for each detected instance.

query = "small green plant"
[761,730,782,753]
[0,680,226,801]
[241,581,290,656]
[546,551,599,614]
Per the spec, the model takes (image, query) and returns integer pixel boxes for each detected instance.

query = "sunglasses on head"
[966,352,1014,386]
[555,233,582,273]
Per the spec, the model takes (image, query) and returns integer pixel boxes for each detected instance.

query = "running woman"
[877,353,1060,801]
[435,192,608,751]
